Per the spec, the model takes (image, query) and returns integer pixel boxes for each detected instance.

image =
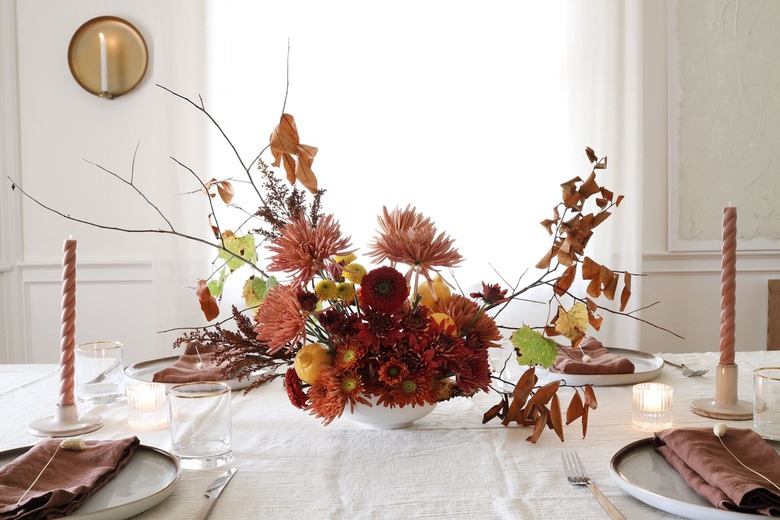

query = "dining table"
[1,349,777,519]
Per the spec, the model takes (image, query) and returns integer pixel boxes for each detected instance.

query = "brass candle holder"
[68,16,148,99]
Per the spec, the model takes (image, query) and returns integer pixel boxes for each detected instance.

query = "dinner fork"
[663,359,708,377]
[562,452,626,520]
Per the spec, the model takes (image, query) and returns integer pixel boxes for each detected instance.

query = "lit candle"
[632,383,673,431]
[59,237,77,407]
[127,383,168,428]
[719,206,737,365]
[99,32,108,92]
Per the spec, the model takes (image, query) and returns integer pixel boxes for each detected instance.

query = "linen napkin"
[549,337,635,375]
[0,436,140,520]
[152,342,230,383]
[654,427,780,516]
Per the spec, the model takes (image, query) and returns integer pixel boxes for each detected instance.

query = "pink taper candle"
[719,207,736,365]
[59,237,77,406]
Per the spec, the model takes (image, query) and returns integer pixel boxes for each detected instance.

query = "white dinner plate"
[610,437,780,519]
[0,444,180,520]
[125,356,270,391]
[541,348,664,386]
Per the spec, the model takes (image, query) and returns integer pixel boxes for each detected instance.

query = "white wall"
[639,1,780,354]
[2,0,210,364]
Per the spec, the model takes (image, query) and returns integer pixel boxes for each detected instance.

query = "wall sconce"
[68,16,148,100]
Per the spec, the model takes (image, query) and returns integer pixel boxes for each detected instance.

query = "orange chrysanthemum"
[439,294,502,350]
[254,285,307,354]
[367,205,463,284]
[308,366,370,424]
[266,214,354,286]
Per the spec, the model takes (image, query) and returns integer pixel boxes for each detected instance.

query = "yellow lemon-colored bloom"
[343,263,367,284]
[334,253,357,265]
[314,279,338,300]
[337,282,356,302]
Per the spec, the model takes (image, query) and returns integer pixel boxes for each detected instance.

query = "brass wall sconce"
[68,16,148,100]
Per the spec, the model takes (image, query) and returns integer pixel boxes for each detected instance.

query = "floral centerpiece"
[10,83,677,441]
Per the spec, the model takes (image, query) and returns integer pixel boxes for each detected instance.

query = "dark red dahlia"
[284,367,308,409]
[358,266,410,313]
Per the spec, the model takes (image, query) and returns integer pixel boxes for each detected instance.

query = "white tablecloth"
[1,351,778,519]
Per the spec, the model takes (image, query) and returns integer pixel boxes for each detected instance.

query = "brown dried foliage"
[482,366,597,442]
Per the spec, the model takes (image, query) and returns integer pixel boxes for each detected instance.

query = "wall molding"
[643,251,780,275]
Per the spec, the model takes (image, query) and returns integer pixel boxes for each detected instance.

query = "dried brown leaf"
[549,394,564,441]
[584,384,598,410]
[588,312,603,331]
[482,400,505,424]
[196,280,220,321]
[585,297,598,313]
[553,265,576,296]
[615,194,624,206]
[581,406,589,438]
[620,272,632,312]
[600,186,614,202]
[578,172,600,198]
[603,272,619,301]
[581,257,600,280]
[535,247,554,270]
[566,389,584,424]
[586,276,602,298]
[526,380,561,409]
[217,181,234,204]
[585,146,598,164]
[502,367,537,426]
[526,407,548,443]
[592,211,611,228]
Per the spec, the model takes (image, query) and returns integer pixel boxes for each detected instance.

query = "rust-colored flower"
[358,266,410,313]
[254,285,307,354]
[367,205,463,283]
[266,214,353,286]
[378,358,409,386]
[284,367,308,409]
[377,379,433,408]
[439,294,502,350]
[308,366,370,424]
[334,340,366,372]
[470,282,510,306]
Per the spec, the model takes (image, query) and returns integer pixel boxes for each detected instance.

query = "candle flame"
[99,32,105,42]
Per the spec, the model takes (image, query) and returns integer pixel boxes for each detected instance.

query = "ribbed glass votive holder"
[127,382,168,429]
[632,383,673,431]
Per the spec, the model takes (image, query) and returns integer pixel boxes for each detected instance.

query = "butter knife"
[193,467,237,520]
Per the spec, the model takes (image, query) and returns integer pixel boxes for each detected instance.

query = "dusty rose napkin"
[152,342,230,383]
[549,337,635,375]
[654,427,780,516]
[0,436,140,520]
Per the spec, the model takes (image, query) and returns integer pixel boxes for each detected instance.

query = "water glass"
[75,340,125,404]
[754,367,780,440]
[169,382,233,469]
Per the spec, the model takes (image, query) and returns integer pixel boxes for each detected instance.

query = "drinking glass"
[169,382,232,469]
[75,340,125,404]
[753,367,780,440]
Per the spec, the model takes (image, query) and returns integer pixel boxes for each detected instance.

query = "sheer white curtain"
[565,0,644,348]
[202,0,643,346]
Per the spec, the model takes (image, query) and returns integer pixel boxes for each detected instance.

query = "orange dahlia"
[266,214,354,286]
[439,294,502,350]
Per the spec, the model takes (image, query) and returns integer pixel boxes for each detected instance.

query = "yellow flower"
[337,282,356,301]
[314,279,338,300]
[334,253,357,265]
[343,263,367,284]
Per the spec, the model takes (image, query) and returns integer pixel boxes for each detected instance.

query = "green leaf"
[242,275,278,308]
[207,268,230,298]
[510,325,558,368]
[218,233,257,272]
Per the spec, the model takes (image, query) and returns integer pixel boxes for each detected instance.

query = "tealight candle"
[127,383,167,429]
[632,383,673,431]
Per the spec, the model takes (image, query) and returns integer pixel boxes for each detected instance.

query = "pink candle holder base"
[29,404,103,437]
[690,363,752,420]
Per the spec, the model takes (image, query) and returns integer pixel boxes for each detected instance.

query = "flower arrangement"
[9,81,678,441]
[256,204,503,425]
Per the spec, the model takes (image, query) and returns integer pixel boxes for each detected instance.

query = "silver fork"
[562,452,626,520]
[663,359,708,377]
